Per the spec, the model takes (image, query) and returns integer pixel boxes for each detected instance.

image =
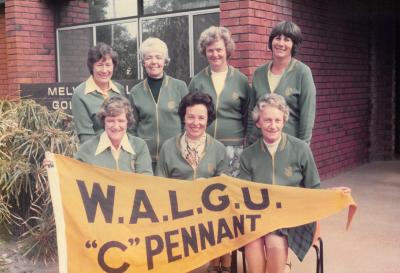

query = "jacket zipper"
[146,79,163,161]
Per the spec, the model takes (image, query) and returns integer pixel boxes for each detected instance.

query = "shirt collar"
[84,76,121,95]
[95,132,135,156]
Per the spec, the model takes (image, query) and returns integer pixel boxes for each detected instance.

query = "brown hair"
[178,92,216,126]
[268,21,303,57]
[87,42,118,75]
[197,26,235,59]
[97,95,135,128]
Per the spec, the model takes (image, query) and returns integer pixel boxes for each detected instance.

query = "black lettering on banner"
[181,226,199,257]
[246,214,261,231]
[98,241,130,273]
[169,191,194,220]
[217,218,234,243]
[76,180,115,223]
[242,187,270,210]
[130,190,159,224]
[198,221,216,250]
[165,230,182,263]
[202,183,230,211]
[145,235,164,270]
[232,215,245,237]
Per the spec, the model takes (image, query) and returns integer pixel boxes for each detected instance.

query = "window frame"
[138,8,219,79]
[56,18,140,82]
[56,5,219,81]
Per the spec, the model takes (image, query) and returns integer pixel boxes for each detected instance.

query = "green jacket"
[129,75,188,162]
[74,134,153,175]
[251,59,316,143]
[239,133,320,188]
[188,66,253,146]
[239,133,320,261]
[156,134,228,180]
[71,80,124,144]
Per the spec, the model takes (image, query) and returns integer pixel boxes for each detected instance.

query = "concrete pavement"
[297,160,400,273]
[195,160,400,273]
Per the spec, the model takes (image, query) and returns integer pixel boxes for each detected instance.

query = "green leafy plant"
[0,99,78,263]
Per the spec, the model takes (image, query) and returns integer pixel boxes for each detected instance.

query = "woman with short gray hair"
[240,93,350,273]
[240,93,320,273]
[139,37,171,66]
[251,93,290,124]
[129,37,189,171]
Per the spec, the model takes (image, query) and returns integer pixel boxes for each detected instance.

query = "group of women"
[68,21,345,273]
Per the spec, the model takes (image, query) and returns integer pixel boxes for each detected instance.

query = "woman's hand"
[43,159,54,168]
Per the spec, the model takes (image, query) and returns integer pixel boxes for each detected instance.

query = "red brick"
[220,2,239,10]
[221,17,240,26]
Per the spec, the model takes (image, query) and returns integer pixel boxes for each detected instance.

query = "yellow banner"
[46,153,356,273]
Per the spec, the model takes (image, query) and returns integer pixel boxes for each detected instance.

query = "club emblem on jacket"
[168,101,175,110]
[285,87,294,97]
[284,166,293,177]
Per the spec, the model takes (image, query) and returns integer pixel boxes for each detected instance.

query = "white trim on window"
[138,8,219,79]
[56,8,219,81]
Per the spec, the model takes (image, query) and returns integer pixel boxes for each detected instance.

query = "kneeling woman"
[156,91,228,180]
[75,95,153,175]
[239,93,320,273]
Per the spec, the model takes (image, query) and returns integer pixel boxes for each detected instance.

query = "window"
[56,1,219,82]
[58,27,93,82]
[57,20,138,82]
[89,0,138,21]
[193,12,220,74]
[142,15,189,81]
[143,0,218,15]
[96,22,139,80]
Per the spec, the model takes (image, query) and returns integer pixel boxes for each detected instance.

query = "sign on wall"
[20,80,138,113]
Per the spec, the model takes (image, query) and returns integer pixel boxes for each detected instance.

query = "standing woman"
[251,21,316,144]
[189,26,252,272]
[129,37,189,171]
[72,42,123,144]
[75,95,153,175]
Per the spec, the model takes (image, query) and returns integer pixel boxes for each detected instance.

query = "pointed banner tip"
[346,203,358,230]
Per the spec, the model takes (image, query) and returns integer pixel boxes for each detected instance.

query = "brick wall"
[221,0,293,81]
[59,0,89,27]
[293,1,371,178]
[0,8,7,97]
[221,0,373,179]
[4,0,56,98]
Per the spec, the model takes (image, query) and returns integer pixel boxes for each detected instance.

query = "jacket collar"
[260,133,288,153]
[84,76,121,95]
[95,132,135,156]
[205,65,235,78]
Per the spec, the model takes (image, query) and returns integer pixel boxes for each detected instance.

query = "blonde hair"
[139,37,170,65]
